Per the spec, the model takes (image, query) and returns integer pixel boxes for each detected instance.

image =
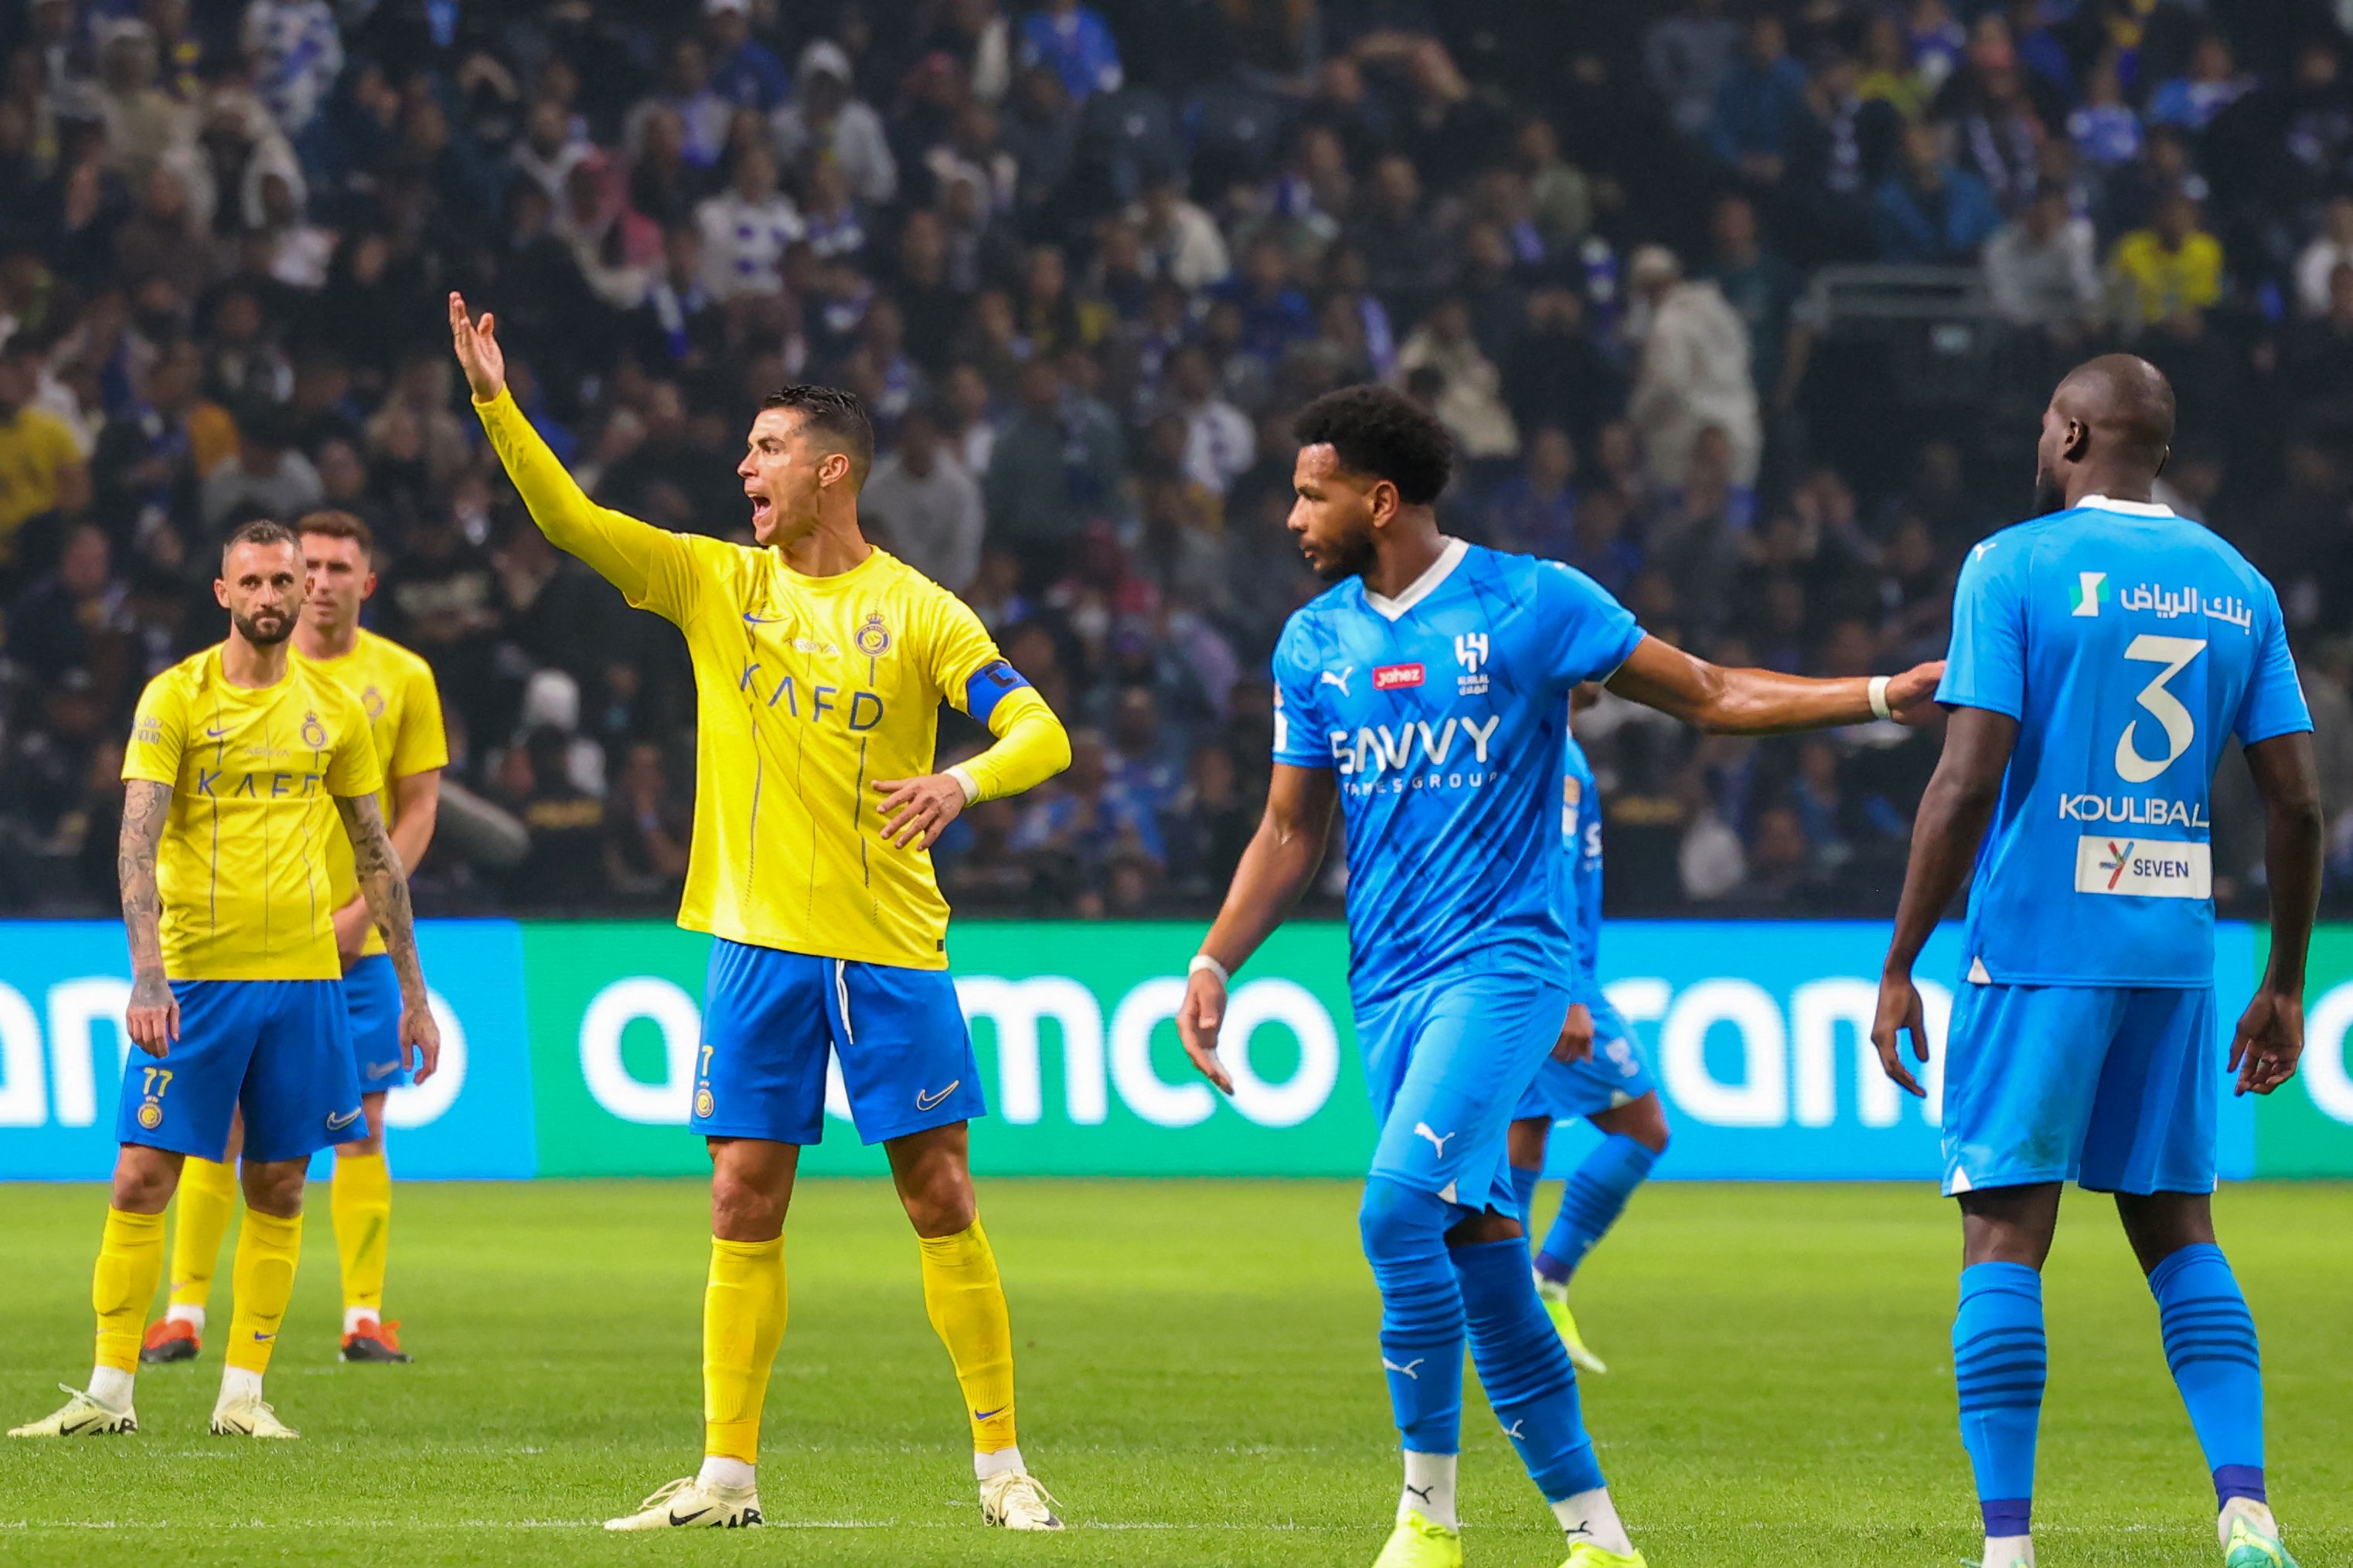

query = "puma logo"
[1503,1420,1525,1440]
[1412,1122,1454,1158]
[1381,1357,1425,1380]
[1404,1485,1433,1502]
[1320,666,1354,696]
[1564,1522,1594,1538]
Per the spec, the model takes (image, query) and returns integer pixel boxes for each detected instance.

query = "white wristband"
[1867,674,1893,722]
[1187,954,1230,985]
[946,764,980,804]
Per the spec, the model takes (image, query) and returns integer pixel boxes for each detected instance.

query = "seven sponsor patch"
[2073,835,2210,899]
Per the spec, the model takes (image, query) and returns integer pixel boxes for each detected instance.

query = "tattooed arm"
[118,779,178,1056]
[335,793,443,1083]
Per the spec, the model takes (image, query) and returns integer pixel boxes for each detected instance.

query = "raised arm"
[1871,706,2018,1095]
[117,779,177,1056]
[2232,731,2324,1096]
[334,792,442,1083]
[451,291,671,604]
[1176,763,1340,1094]
[1606,635,1944,735]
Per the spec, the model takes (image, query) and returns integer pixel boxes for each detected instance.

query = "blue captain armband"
[965,658,1033,724]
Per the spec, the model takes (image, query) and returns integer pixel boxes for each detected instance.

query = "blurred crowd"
[2,0,2351,923]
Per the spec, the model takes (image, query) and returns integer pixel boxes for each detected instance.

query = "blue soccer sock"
[1357,1179,1466,1457]
[1452,1236,1604,1502]
[2148,1243,2266,1508]
[1535,1134,1657,1285]
[1954,1261,2045,1540]
[1508,1163,1542,1244]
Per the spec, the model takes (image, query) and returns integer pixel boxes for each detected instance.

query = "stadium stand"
[2,0,2350,920]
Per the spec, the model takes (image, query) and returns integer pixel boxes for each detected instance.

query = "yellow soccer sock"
[331,1151,393,1320]
[703,1236,788,1464]
[223,1209,303,1376]
[918,1219,1018,1456]
[167,1156,240,1316]
[92,1207,168,1375]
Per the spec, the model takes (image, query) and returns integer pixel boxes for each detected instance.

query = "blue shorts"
[695,938,985,1146]
[1512,998,1660,1124]
[1941,981,2218,1198]
[344,953,406,1091]
[117,979,365,1165]
[1357,968,1574,1223]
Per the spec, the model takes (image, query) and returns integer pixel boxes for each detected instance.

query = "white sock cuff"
[1554,1487,1634,1556]
[697,1455,755,1491]
[342,1307,380,1335]
[2218,1498,2277,1546]
[166,1304,204,1330]
[975,1444,1027,1480]
[1984,1533,2035,1566]
[1401,1449,1459,1530]
[87,1366,135,1408]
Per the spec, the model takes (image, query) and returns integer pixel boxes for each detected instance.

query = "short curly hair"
[762,383,875,485]
[1291,384,1454,505]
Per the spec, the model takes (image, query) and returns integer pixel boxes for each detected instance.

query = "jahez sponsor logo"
[1374,663,1425,691]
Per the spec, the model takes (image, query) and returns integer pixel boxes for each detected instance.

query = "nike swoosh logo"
[366,1061,399,1080]
[252,1331,274,1342]
[973,1405,1008,1421]
[742,612,787,624]
[669,1507,714,1526]
[326,1109,362,1130]
[205,725,230,737]
[60,1412,107,1434]
[914,1081,960,1112]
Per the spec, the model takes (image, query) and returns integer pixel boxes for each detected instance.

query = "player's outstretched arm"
[1606,636,1943,735]
[1871,706,2017,1096]
[335,793,442,1084]
[2232,732,2324,1096]
[1178,764,1339,1094]
[450,291,669,605]
[117,779,177,1056]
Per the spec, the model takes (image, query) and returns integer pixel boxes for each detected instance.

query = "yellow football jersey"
[294,629,449,958]
[122,647,386,981]
[641,537,1005,968]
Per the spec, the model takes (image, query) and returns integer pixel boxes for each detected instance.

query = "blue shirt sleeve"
[1532,560,1644,689]
[1271,616,1331,770]
[2235,582,2314,746]
[1936,538,2028,718]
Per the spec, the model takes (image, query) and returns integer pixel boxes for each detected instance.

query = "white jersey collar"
[2076,493,2174,518]
[1363,537,1468,622]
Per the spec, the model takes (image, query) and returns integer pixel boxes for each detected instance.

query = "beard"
[1308,528,1378,582]
[231,607,294,647]
[2031,467,2067,518]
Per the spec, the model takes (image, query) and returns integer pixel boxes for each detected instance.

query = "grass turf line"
[1,1179,2347,1566]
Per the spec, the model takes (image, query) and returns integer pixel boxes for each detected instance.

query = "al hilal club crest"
[855,611,892,657]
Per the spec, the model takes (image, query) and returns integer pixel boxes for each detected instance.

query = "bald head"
[2035,354,2175,514]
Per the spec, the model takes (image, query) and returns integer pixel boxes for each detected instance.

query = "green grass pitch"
[2,1179,2348,1566]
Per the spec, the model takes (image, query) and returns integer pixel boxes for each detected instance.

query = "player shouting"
[1178,385,1940,1568]
[451,294,1071,1532]
[1874,355,2320,1568]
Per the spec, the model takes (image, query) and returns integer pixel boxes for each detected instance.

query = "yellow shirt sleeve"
[390,658,450,776]
[473,386,707,623]
[325,690,386,800]
[122,674,186,787]
[928,590,1070,802]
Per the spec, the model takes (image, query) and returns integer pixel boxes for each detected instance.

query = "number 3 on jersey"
[2115,634,2204,784]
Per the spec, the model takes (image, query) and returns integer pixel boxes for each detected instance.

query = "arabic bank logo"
[2071,571,2107,617]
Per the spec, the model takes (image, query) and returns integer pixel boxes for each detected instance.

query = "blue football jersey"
[1939,496,2311,987]
[1561,733,1604,1005]
[1272,541,1644,1005]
